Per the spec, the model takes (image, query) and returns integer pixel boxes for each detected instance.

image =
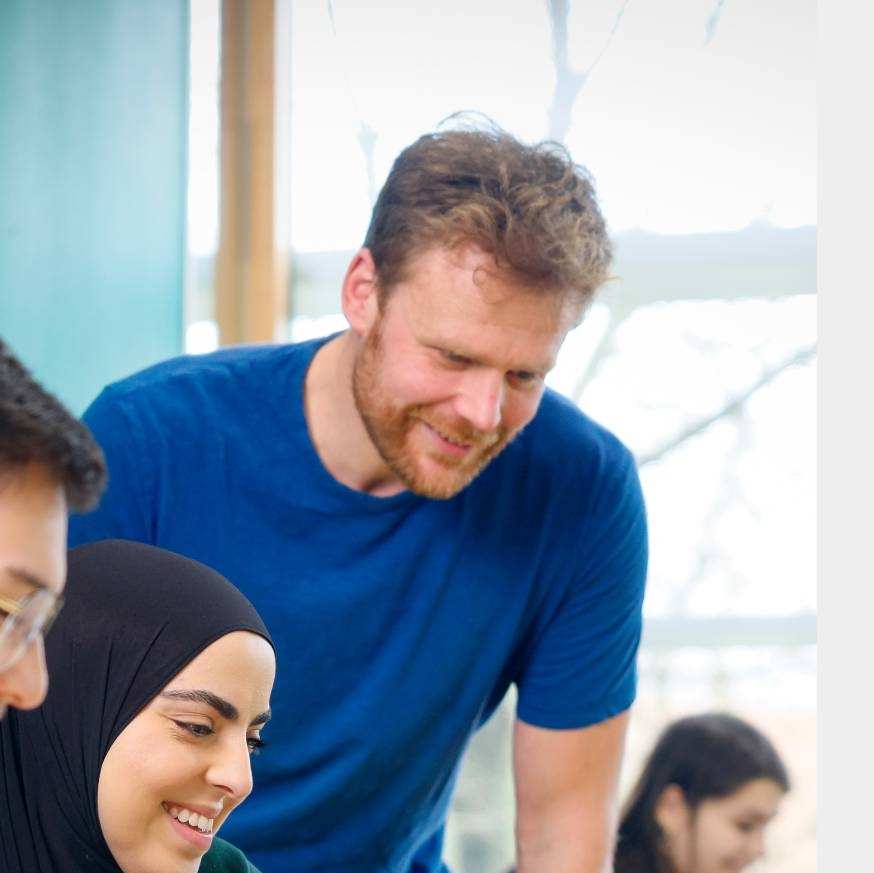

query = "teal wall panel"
[0,0,189,414]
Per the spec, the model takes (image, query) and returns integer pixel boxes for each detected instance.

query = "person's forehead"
[161,632,275,707]
[394,246,581,364]
[712,778,785,817]
[403,244,570,300]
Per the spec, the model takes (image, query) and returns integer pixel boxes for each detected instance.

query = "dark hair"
[363,114,612,306]
[615,713,790,873]
[0,338,107,512]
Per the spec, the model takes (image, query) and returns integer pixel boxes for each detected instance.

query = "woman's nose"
[206,737,254,801]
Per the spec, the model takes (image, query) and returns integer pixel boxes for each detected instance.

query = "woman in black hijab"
[0,539,276,873]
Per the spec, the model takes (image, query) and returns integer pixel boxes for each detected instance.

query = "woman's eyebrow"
[159,688,238,720]
[159,688,271,726]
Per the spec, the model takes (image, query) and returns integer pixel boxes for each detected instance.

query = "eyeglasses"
[0,588,64,673]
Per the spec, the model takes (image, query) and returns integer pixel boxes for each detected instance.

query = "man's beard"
[351,326,515,499]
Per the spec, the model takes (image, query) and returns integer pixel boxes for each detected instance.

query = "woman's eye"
[247,737,266,756]
[173,720,214,738]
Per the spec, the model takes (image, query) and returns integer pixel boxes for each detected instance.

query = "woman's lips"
[164,807,215,851]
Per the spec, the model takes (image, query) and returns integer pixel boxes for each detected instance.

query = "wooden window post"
[216,0,289,346]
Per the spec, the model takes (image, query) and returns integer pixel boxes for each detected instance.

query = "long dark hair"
[615,713,790,873]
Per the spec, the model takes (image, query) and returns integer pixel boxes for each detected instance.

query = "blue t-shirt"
[69,336,647,873]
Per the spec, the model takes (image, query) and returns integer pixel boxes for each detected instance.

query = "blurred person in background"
[614,712,789,873]
[70,120,648,873]
[0,337,105,716]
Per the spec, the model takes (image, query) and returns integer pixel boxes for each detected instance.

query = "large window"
[186,2,816,870]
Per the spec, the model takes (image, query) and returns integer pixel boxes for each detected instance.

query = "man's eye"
[441,350,469,365]
[509,370,539,384]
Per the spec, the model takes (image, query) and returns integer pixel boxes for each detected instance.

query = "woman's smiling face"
[97,630,275,873]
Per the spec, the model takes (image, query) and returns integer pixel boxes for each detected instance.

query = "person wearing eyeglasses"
[0,337,106,717]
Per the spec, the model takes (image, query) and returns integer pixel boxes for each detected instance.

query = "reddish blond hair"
[364,118,612,305]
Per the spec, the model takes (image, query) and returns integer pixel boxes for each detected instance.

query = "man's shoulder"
[523,388,636,475]
[101,341,306,401]
[82,338,330,445]
[92,337,333,422]
[475,389,639,521]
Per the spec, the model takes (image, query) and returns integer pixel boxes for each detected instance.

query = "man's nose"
[454,370,504,433]
[0,636,49,712]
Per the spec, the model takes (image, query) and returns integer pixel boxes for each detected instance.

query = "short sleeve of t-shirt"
[514,441,648,730]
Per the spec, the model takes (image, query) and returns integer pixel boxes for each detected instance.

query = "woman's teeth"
[165,804,214,833]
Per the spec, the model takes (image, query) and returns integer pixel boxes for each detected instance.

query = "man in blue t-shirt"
[70,123,648,873]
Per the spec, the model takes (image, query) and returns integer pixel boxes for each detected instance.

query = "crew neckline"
[284,332,425,515]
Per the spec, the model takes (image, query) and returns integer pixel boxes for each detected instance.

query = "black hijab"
[0,539,273,873]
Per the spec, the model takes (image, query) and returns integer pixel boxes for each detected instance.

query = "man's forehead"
[404,245,578,311]
[406,244,561,294]
[393,251,579,358]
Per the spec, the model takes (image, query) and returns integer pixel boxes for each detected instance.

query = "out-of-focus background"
[0,1,815,870]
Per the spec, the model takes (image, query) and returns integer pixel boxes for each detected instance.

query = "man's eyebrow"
[159,688,271,726]
[5,567,50,591]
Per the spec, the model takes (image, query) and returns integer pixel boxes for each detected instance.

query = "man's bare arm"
[513,709,630,873]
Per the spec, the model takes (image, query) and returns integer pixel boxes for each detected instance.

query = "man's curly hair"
[364,115,613,306]
[0,338,106,512]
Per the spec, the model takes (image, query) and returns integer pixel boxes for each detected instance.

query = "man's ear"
[654,784,691,836]
[341,248,380,338]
